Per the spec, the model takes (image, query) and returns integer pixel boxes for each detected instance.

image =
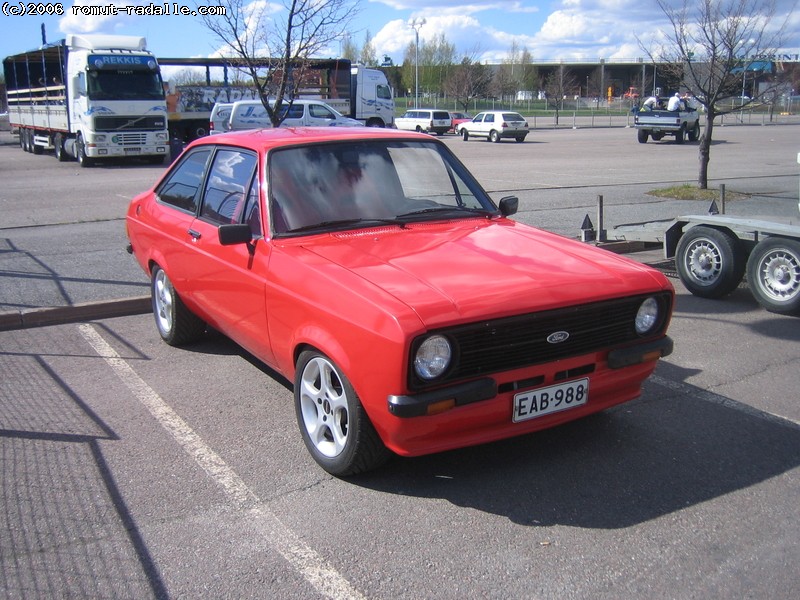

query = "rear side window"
[200,149,258,225]
[157,149,211,213]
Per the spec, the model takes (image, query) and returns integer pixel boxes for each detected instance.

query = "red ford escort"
[126,127,673,476]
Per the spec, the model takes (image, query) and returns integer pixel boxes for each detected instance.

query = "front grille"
[95,116,165,131]
[116,132,148,145]
[410,293,671,389]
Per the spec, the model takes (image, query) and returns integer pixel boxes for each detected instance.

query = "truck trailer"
[160,57,394,141]
[3,34,169,166]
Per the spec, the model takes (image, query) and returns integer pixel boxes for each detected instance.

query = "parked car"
[225,99,362,131]
[460,111,530,142]
[449,111,472,134]
[394,109,452,135]
[126,127,674,476]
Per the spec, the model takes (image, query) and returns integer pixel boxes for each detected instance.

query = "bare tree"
[649,0,793,188]
[543,64,577,124]
[444,56,490,112]
[198,0,359,126]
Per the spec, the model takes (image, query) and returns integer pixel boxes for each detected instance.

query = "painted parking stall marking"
[78,323,366,600]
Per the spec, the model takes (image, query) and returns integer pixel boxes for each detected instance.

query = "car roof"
[187,127,435,152]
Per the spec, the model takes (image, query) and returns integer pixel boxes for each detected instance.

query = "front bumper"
[387,336,673,418]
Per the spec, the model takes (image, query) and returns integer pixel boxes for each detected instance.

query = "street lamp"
[408,17,426,109]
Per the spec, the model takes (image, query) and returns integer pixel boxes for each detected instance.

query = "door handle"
[188,229,201,240]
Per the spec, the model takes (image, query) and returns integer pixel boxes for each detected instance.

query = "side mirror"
[218,223,253,246]
[498,196,519,216]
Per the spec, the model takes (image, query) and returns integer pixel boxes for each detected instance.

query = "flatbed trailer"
[611,154,800,315]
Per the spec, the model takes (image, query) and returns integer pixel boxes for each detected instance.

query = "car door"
[469,113,486,136]
[183,147,275,363]
[306,102,339,126]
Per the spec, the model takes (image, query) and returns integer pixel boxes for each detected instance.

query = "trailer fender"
[664,220,689,258]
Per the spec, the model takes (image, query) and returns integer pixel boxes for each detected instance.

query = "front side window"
[377,84,392,100]
[309,104,336,119]
[200,149,258,225]
[157,149,211,213]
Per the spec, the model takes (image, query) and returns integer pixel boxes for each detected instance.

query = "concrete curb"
[0,296,152,332]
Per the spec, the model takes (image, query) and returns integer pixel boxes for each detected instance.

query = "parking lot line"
[78,323,367,600]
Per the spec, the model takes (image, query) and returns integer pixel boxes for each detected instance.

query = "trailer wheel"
[637,129,648,143]
[746,237,800,316]
[675,226,745,298]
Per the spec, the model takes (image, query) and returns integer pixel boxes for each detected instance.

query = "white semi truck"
[3,34,169,166]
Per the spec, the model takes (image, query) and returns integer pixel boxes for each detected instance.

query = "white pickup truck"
[634,101,701,144]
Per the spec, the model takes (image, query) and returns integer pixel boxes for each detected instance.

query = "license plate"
[512,378,589,423]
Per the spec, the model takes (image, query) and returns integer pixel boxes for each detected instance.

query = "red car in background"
[449,111,472,134]
[126,127,674,476]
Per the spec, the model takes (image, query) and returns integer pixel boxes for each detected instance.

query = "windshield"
[268,140,496,235]
[87,70,164,101]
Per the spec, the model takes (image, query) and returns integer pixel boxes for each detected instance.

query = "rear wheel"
[688,121,700,141]
[675,125,685,144]
[76,134,95,168]
[489,130,500,143]
[746,237,800,315]
[151,265,206,346]
[462,128,469,141]
[54,134,69,162]
[295,350,390,476]
[675,226,745,298]
[31,131,43,155]
[637,129,649,143]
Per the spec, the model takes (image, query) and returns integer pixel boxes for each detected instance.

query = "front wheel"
[675,226,745,298]
[295,350,389,476]
[151,265,206,346]
[746,237,800,315]
[462,128,469,141]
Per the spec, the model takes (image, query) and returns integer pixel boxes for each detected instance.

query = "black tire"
[151,265,206,346]
[489,130,500,143]
[675,125,685,144]
[462,128,469,141]
[637,129,649,143]
[22,129,32,153]
[745,237,800,316]
[54,134,69,162]
[515,136,526,143]
[76,134,95,168]
[295,350,390,476]
[688,121,700,142]
[675,226,745,298]
[31,131,43,155]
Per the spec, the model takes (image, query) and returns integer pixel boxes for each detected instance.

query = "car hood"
[299,219,670,327]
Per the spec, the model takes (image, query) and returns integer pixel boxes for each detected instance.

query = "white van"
[208,102,233,135]
[226,99,363,131]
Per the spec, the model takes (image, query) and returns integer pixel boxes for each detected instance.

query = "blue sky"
[2,0,799,80]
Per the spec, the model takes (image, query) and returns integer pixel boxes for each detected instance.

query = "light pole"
[408,17,426,109]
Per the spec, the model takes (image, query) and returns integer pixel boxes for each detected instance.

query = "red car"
[126,127,674,476]
[449,111,472,134]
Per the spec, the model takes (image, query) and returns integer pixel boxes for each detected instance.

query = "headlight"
[414,335,452,380]
[156,132,168,142]
[94,134,106,143]
[635,297,660,335]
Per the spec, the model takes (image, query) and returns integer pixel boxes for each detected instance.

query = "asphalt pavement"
[2,120,799,332]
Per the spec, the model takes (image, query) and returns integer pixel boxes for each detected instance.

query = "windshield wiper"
[397,206,495,218]
[285,217,407,234]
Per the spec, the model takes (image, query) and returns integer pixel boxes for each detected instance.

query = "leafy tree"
[648,0,793,188]
[341,34,359,63]
[198,0,358,127]
[360,31,378,67]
